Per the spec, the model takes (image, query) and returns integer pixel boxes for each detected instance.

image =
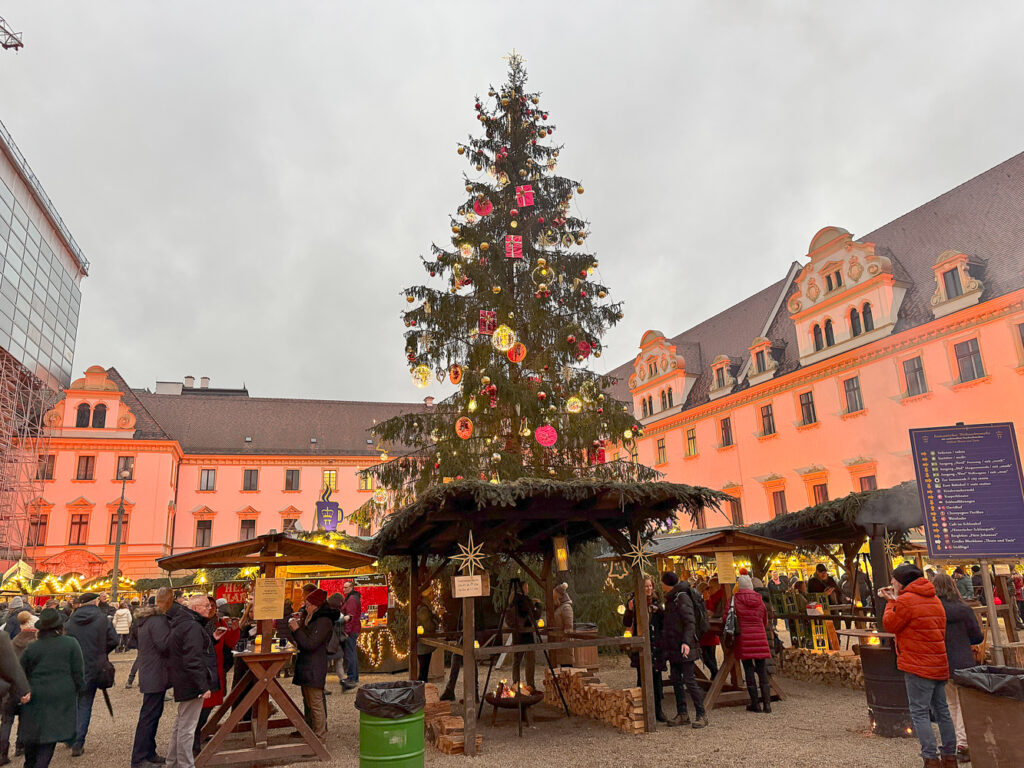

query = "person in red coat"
[699,578,724,679]
[732,575,773,713]
[882,564,956,768]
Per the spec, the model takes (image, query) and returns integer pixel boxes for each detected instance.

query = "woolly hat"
[661,571,679,587]
[736,575,754,591]
[307,588,328,608]
[9,596,23,610]
[554,582,569,597]
[77,592,99,605]
[216,598,228,607]
[893,564,924,588]
[35,608,65,631]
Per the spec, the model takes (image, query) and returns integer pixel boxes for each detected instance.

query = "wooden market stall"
[370,478,730,756]
[158,533,375,767]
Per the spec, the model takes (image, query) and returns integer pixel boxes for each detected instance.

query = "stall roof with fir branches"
[369,478,730,557]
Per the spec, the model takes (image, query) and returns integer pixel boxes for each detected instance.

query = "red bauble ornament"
[475,102,481,109]
[407,353,417,362]
[578,340,592,357]
[567,335,576,344]
[434,462,440,469]
[510,208,519,217]
[538,391,547,401]
[429,271,436,277]
[538,217,545,224]
[581,290,587,297]
[473,198,494,216]
[410,320,417,326]
[532,139,537,144]
[580,270,588,278]
[597,407,604,414]
[542,113,548,120]
[535,425,558,447]
[486,384,497,395]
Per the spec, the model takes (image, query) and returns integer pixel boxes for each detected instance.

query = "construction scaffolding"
[0,348,56,568]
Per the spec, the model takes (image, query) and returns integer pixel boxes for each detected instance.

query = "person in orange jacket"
[881,564,956,768]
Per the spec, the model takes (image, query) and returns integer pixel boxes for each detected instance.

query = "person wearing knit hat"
[883,563,955,766]
[732,574,773,714]
[288,587,341,740]
[549,583,574,667]
[3,596,26,640]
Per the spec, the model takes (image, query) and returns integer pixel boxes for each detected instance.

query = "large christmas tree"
[361,54,652,520]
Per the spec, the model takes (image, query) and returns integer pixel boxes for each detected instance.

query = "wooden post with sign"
[462,595,477,757]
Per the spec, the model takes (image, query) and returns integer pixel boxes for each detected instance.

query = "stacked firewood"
[778,648,865,689]
[542,667,645,734]
[423,683,483,755]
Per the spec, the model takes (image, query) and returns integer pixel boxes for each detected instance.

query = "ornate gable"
[788,226,910,364]
[46,365,138,436]
[628,330,697,420]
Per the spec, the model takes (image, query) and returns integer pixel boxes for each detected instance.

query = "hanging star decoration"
[452,530,486,575]
[883,530,903,562]
[624,535,653,571]
[502,49,524,67]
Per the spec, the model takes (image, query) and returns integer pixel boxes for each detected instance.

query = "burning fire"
[495,680,533,698]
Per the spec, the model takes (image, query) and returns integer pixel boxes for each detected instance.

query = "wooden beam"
[508,552,544,589]
[418,638,464,655]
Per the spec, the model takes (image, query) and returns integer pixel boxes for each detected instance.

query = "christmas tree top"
[358,53,652,522]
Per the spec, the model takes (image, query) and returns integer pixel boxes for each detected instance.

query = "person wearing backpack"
[288,589,338,741]
[64,593,117,757]
[659,572,708,729]
[733,574,774,714]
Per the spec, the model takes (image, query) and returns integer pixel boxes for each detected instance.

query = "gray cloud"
[2,1,1023,401]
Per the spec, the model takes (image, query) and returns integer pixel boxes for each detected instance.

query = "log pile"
[542,667,645,734]
[423,683,483,755]
[778,648,864,689]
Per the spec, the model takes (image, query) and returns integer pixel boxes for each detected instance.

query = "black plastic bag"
[953,666,1024,701]
[355,680,426,718]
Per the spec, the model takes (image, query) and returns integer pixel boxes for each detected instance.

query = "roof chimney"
[424,396,435,407]
[184,376,195,388]
[200,376,210,389]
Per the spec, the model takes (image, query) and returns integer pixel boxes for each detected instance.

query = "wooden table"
[197,649,331,767]
[972,604,1019,644]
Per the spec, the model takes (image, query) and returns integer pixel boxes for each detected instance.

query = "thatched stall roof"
[745,482,921,549]
[157,532,376,571]
[370,478,730,557]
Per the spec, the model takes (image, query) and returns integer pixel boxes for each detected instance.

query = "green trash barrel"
[359,710,425,768]
[356,681,426,768]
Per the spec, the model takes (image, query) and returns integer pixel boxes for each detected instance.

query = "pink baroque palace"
[606,151,1024,528]
[23,151,1024,577]
[27,367,423,579]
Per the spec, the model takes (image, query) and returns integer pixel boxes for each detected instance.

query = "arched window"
[813,324,824,352]
[75,403,91,428]
[824,319,835,347]
[660,391,667,411]
[647,396,654,415]
[862,302,874,332]
[850,307,862,337]
[91,403,107,429]
[641,399,648,418]
[667,387,674,408]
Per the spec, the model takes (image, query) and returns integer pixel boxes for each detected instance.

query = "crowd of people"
[0,580,364,768]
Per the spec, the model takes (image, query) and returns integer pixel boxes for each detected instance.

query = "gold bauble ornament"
[531,97,539,104]
[491,325,516,353]
[518,169,527,177]
[476,164,483,171]
[457,146,465,155]
[548,405,556,413]
[465,184,473,192]
[598,291,606,299]
[623,429,633,440]
[566,396,583,414]
[492,285,501,294]
[539,130,547,138]
[510,220,518,229]
[452,225,460,234]
[480,242,489,251]
[538,283,548,293]
[577,186,584,194]
[501,98,509,106]
[406,295,415,303]
[536,257,547,267]
[481,375,491,386]
[411,365,431,389]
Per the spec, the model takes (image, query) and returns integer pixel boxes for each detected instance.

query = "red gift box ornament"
[478,310,497,335]
[515,185,535,207]
[535,424,558,447]
[473,198,494,217]
[505,235,523,259]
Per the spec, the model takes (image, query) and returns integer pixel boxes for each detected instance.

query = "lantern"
[566,396,583,414]
[553,535,570,572]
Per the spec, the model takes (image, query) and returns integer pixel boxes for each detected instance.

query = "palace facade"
[24,150,1024,578]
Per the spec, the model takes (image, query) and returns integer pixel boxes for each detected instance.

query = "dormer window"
[75,403,91,428]
[747,337,778,386]
[942,268,962,299]
[648,362,657,377]
[715,367,725,389]
[825,270,843,292]
[755,349,766,373]
[91,403,107,429]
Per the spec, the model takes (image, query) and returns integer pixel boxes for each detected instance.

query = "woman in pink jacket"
[731,574,773,714]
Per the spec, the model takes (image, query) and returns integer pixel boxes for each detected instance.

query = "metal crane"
[0,16,23,50]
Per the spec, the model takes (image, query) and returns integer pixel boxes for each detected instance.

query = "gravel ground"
[28,651,927,768]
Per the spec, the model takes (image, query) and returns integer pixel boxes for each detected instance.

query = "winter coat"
[19,633,83,745]
[939,598,984,673]
[840,571,873,607]
[415,603,438,657]
[342,592,362,636]
[204,618,241,709]
[624,595,666,672]
[168,606,215,701]
[0,631,29,703]
[64,605,117,686]
[113,607,132,634]
[506,592,541,638]
[11,627,36,657]
[732,588,772,660]
[136,604,174,694]
[292,604,341,689]
[3,609,26,639]
[806,575,842,605]
[700,588,724,647]
[956,575,974,600]
[660,583,700,664]
[549,595,574,667]
[883,577,949,681]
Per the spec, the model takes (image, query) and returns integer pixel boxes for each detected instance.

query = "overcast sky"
[2,2,1023,403]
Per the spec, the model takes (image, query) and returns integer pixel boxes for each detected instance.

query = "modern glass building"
[0,120,88,390]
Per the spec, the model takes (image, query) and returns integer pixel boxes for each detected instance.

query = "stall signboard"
[453,573,490,598]
[910,422,1024,559]
[216,583,248,604]
[715,551,736,584]
[253,577,287,620]
[315,501,340,532]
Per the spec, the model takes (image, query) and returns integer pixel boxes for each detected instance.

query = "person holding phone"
[806,564,842,606]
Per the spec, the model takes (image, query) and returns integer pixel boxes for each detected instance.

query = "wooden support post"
[259,559,276,649]
[633,566,657,733]
[409,556,419,680]
[980,561,1006,665]
[542,551,554,632]
[462,595,477,757]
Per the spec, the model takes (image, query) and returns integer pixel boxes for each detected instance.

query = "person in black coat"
[934,573,983,763]
[166,595,217,768]
[622,576,667,722]
[64,593,117,757]
[659,572,708,729]
[288,589,338,741]
[130,588,178,768]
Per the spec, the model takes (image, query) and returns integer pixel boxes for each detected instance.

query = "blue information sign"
[909,422,1024,558]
